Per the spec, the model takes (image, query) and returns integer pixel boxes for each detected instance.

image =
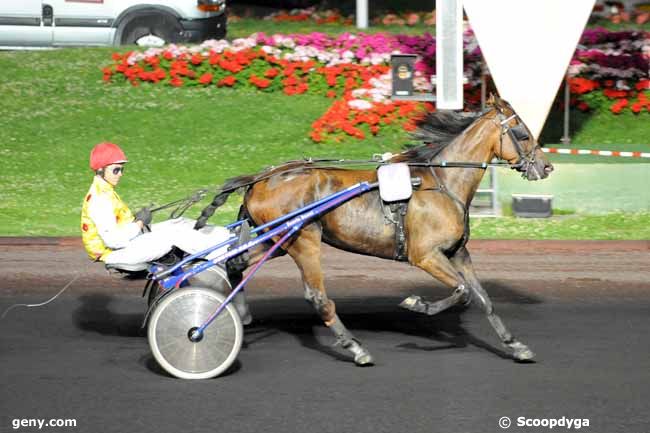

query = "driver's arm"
[88,194,142,249]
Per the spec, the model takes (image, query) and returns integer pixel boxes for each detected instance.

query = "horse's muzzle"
[513,158,553,181]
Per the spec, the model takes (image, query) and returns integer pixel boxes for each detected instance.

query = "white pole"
[356,0,368,29]
[436,0,464,109]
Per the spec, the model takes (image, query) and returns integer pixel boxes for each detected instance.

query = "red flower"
[631,102,643,114]
[635,80,650,91]
[326,90,337,98]
[82,223,88,232]
[217,76,237,87]
[610,98,628,114]
[191,53,203,66]
[111,53,122,61]
[283,75,298,86]
[249,75,271,89]
[145,56,160,67]
[154,69,166,80]
[264,68,280,79]
[603,89,628,99]
[310,130,323,142]
[198,73,213,85]
[163,51,174,60]
[568,77,598,95]
[170,76,183,87]
[577,102,590,112]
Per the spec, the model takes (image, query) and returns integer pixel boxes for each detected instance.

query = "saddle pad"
[377,163,412,202]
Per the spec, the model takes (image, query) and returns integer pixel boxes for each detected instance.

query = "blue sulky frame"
[149,181,378,340]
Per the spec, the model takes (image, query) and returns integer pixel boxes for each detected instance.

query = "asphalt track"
[1,240,649,433]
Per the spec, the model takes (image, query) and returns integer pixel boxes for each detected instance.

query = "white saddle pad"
[377,163,412,202]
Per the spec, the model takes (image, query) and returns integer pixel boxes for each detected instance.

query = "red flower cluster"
[629,92,650,113]
[249,74,271,89]
[569,77,599,94]
[218,75,237,87]
[310,94,427,142]
[265,9,352,25]
[569,77,649,115]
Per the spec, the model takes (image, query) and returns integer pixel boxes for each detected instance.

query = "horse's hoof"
[399,295,426,313]
[347,340,375,366]
[354,352,375,366]
[508,341,536,362]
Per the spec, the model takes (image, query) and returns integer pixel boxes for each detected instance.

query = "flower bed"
[568,28,650,114]
[103,28,649,143]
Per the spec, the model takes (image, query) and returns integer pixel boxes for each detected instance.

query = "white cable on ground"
[1,263,91,320]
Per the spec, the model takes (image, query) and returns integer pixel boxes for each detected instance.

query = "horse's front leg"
[450,247,535,362]
[286,228,374,366]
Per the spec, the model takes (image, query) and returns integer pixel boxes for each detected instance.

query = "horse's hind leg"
[286,228,374,366]
[400,249,472,315]
[450,247,535,362]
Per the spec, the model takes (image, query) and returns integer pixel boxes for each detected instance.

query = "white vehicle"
[0,0,226,48]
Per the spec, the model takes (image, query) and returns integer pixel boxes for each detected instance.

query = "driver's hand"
[135,207,153,226]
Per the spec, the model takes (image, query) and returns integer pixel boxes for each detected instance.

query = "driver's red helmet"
[89,142,128,171]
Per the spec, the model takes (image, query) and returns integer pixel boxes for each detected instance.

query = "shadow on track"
[73,294,143,337]
[244,280,541,364]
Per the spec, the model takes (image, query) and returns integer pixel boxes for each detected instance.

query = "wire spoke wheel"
[148,287,243,379]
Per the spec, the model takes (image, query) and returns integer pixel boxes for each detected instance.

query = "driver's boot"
[232,290,252,326]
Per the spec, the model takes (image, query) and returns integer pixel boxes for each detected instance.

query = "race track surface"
[1,239,649,433]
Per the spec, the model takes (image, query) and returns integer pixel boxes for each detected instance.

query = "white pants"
[104,218,232,267]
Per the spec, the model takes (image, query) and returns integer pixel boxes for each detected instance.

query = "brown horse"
[197,95,553,365]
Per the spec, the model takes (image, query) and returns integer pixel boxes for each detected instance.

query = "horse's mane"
[391,110,483,163]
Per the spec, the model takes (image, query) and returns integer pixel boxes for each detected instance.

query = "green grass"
[470,212,650,240]
[0,44,648,238]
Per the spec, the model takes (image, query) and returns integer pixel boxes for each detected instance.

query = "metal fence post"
[561,72,571,145]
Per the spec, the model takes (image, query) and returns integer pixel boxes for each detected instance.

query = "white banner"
[464,0,595,140]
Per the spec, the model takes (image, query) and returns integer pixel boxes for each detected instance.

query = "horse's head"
[488,95,554,181]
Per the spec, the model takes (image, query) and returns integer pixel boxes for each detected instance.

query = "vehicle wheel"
[148,287,243,379]
[120,14,182,47]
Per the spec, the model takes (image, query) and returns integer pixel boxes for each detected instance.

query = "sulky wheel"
[148,287,243,379]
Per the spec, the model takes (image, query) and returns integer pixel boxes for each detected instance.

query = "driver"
[80,142,251,323]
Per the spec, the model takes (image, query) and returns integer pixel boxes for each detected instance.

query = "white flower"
[348,99,373,110]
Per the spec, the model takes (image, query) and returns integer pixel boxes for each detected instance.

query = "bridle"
[493,107,542,178]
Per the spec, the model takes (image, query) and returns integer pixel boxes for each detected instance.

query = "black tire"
[120,13,182,46]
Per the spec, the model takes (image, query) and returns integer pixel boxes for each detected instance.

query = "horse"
[195,95,554,365]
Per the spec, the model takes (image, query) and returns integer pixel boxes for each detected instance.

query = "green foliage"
[471,212,650,240]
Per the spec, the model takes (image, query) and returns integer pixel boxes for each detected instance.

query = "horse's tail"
[194,160,311,230]
[193,173,257,230]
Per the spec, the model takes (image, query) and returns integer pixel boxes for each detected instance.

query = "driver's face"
[103,163,124,187]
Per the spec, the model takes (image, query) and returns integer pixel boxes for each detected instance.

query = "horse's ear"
[487,93,497,106]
